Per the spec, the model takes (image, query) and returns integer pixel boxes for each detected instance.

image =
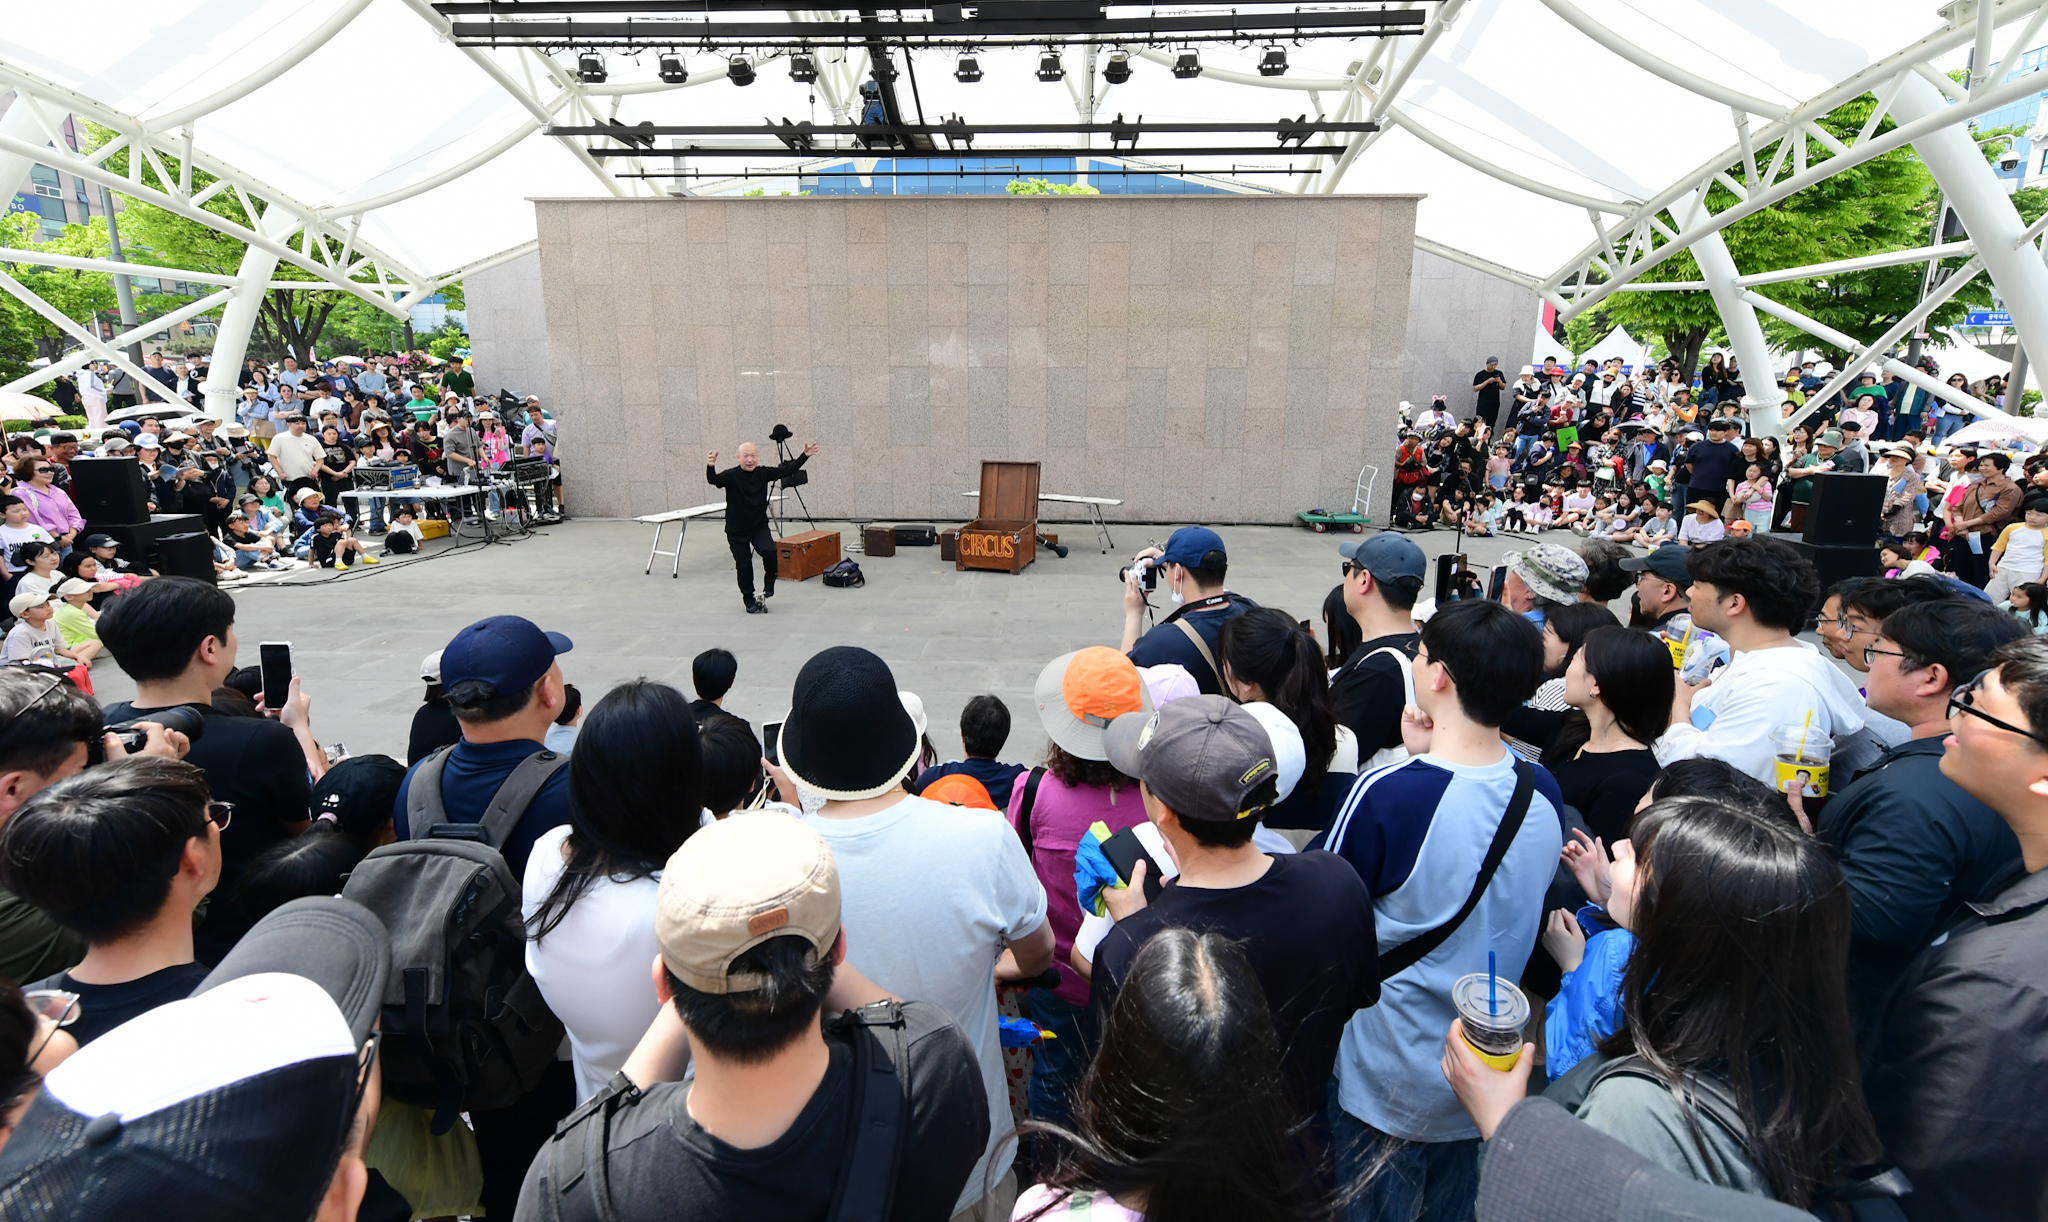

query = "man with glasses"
[1330,533,1427,766]
[0,758,222,1046]
[1801,602,2026,1035]
[1861,637,2048,1221]
[1617,545,1690,631]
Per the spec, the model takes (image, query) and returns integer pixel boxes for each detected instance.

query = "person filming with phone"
[1119,527,1258,696]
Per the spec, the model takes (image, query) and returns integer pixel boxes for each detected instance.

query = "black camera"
[88,705,208,765]
[1118,560,1160,591]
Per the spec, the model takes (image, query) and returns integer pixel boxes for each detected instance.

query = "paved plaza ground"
[88,517,1553,764]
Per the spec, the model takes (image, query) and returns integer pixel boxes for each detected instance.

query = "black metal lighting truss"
[439,4,1427,50]
[555,117,1379,158]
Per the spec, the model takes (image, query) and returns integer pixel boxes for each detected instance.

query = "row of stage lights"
[574,44,1289,87]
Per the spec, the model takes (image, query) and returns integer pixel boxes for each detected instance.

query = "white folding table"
[958,490,1123,552]
[637,493,782,577]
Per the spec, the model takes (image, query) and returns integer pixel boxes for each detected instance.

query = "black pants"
[729,526,776,601]
[1954,533,1993,588]
[470,1059,575,1222]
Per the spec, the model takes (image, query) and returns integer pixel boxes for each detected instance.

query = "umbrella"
[1944,416,2048,447]
[333,355,366,366]
[0,392,58,422]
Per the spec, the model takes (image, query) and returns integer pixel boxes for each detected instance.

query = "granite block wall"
[464,252,553,407]
[1401,246,1542,423]
[525,194,1418,524]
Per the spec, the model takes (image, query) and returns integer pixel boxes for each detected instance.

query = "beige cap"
[656,814,840,995]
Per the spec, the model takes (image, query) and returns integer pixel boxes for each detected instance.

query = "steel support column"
[1684,190,1787,437]
[202,209,300,421]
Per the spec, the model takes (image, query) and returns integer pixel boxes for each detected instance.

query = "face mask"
[1168,572,1186,606]
[1969,473,1984,484]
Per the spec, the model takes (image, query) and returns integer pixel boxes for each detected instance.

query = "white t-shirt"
[3,618,62,663]
[1997,523,2048,575]
[0,524,53,575]
[521,824,663,1103]
[803,795,1048,1215]
[1562,492,1596,514]
[14,572,57,600]
[1677,515,1726,545]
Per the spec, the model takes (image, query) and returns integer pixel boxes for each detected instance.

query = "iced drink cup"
[1453,972,1529,1071]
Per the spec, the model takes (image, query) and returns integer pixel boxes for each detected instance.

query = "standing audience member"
[523,680,704,1100]
[1120,528,1258,695]
[1217,608,1354,830]
[1860,637,2048,1219]
[1542,627,1673,843]
[918,694,1030,809]
[1,758,221,1045]
[686,647,745,727]
[544,683,582,754]
[779,645,1052,1222]
[1092,695,1379,1147]
[1020,932,1318,1222]
[99,578,323,961]
[1499,543,1588,627]
[513,815,990,1222]
[1987,491,2048,603]
[1620,547,1691,631]
[1323,599,1563,1222]
[1329,534,1427,766]
[1950,452,2022,589]
[1814,601,2026,1031]
[406,650,460,764]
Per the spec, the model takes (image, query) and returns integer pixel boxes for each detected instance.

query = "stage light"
[956,53,982,83]
[1037,50,1065,82]
[872,55,899,84]
[658,56,688,84]
[790,51,818,82]
[1103,50,1132,83]
[1259,46,1288,76]
[577,54,607,84]
[728,54,755,86]
[1172,49,1202,79]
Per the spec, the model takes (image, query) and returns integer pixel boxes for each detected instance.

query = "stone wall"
[1401,245,1542,425]
[464,251,552,407]
[528,194,1419,524]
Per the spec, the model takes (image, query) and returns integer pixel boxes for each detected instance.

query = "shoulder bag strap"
[826,1002,910,1222]
[1016,767,1047,859]
[405,747,453,840]
[1172,618,1224,691]
[1377,760,1537,981]
[478,749,570,848]
[1362,645,1418,707]
[544,1072,639,1222]
[1587,1056,1758,1186]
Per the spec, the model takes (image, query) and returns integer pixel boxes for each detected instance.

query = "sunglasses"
[206,801,235,833]
[1948,669,2048,750]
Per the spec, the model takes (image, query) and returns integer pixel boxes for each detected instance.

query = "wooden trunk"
[862,526,896,557]
[939,529,959,561]
[957,461,1040,574]
[776,529,842,582]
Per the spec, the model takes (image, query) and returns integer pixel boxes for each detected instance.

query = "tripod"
[772,436,817,532]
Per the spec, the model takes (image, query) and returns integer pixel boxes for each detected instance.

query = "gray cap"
[1339,532,1427,585]
[1502,543,1590,605]
[1104,696,1280,823]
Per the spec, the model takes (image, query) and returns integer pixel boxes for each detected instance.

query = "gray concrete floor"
[89,519,1553,766]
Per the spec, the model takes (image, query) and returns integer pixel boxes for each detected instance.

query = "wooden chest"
[862,526,895,557]
[939,529,959,561]
[957,461,1040,574]
[776,530,842,582]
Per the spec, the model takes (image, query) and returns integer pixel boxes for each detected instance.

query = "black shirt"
[29,961,211,1046]
[1126,592,1259,696]
[512,1000,987,1222]
[706,456,807,537]
[1331,632,1418,760]
[1089,851,1379,1122]
[687,698,753,736]
[1540,747,1660,844]
[1472,369,1504,416]
[408,699,462,765]
[1684,438,1742,493]
[100,702,311,961]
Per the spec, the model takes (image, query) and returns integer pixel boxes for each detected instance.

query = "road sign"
[1967,310,2013,326]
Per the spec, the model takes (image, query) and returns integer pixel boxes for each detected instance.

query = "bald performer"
[706,439,819,613]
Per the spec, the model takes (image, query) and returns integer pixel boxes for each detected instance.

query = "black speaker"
[1790,539,1882,591]
[152,532,217,584]
[90,515,205,570]
[1801,472,1888,547]
[67,456,151,526]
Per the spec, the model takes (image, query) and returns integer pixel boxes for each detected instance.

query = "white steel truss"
[4,0,2048,429]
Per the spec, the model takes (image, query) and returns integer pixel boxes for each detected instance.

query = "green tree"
[1005,178,1100,195]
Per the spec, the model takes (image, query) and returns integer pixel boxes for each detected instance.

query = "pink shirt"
[16,483,83,537]
[1005,771,1146,1005]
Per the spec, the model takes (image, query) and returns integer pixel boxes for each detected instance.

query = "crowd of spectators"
[0,349,2043,1222]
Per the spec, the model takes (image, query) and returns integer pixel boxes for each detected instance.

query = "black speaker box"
[152,532,217,584]
[1790,539,1882,591]
[67,455,152,526]
[1801,472,1888,547]
[893,525,938,547]
[89,515,205,570]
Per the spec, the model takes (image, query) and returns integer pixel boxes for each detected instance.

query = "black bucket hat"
[780,646,920,801]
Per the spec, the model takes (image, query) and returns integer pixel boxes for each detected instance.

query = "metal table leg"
[1091,503,1115,553]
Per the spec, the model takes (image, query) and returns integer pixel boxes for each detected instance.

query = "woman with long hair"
[1503,601,1621,761]
[1016,930,1313,1222]
[1321,584,1362,672]
[1552,796,1883,1207]
[522,678,704,1099]
[1217,607,1350,829]
[1543,627,1672,842]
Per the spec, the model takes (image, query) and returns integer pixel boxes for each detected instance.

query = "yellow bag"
[365,1099,484,1220]
[417,518,451,540]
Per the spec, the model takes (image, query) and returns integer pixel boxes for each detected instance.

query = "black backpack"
[341,747,568,1132]
[538,1001,911,1222]
[822,559,865,587]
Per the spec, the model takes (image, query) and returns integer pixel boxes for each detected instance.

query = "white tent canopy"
[1576,325,1650,372]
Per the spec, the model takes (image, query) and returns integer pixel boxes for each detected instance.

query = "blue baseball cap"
[1338,532,1426,584]
[440,615,573,697]
[1159,527,1226,569]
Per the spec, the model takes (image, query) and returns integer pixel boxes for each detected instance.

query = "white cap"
[1239,702,1306,803]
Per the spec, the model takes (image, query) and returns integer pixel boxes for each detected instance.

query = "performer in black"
[707,440,819,613]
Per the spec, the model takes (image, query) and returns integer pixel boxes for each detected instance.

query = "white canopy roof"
[0,1,1980,282]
